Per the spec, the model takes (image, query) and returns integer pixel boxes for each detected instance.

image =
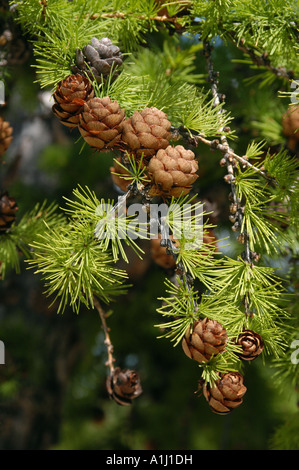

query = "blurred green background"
[0,7,298,450]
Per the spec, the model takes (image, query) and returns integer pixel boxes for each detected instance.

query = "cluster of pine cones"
[52,37,199,200]
[102,271,264,414]
[51,37,267,414]
[182,318,264,414]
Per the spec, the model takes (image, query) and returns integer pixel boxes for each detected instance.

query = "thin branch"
[39,0,47,20]
[227,31,295,81]
[188,133,272,182]
[93,295,115,375]
[203,41,253,265]
[88,11,183,27]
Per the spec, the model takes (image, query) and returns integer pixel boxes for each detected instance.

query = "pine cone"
[0,191,18,233]
[202,372,247,415]
[78,96,125,151]
[182,318,228,363]
[106,367,142,406]
[0,117,13,156]
[121,107,172,160]
[236,329,264,361]
[72,37,123,82]
[147,145,198,197]
[150,234,177,269]
[52,74,95,128]
[282,105,299,151]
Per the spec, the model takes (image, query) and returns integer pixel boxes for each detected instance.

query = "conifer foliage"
[0,0,299,450]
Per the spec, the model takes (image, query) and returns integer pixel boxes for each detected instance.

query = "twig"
[203,42,253,265]
[172,123,276,184]
[39,0,47,20]
[228,32,295,81]
[186,132,273,182]
[93,295,115,375]
[89,11,183,27]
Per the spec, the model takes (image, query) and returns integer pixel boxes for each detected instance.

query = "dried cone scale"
[236,329,264,361]
[148,145,198,197]
[106,367,142,406]
[203,372,247,415]
[52,74,95,128]
[0,117,13,156]
[182,318,228,363]
[122,107,172,160]
[79,96,125,151]
[0,192,18,233]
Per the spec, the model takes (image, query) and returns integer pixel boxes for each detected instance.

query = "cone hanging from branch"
[182,318,228,363]
[147,144,198,197]
[52,74,95,128]
[78,96,125,151]
[236,329,264,361]
[73,37,123,83]
[121,107,172,160]
[0,191,18,233]
[106,367,143,406]
[202,372,247,415]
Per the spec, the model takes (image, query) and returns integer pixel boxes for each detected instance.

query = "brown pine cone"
[52,74,95,128]
[79,96,125,151]
[202,372,247,415]
[147,145,198,198]
[150,234,177,269]
[282,105,299,151]
[0,117,13,156]
[236,329,264,361]
[106,367,142,406]
[182,318,228,363]
[121,107,172,160]
[0,192,18,233]
[72,37,123,83]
